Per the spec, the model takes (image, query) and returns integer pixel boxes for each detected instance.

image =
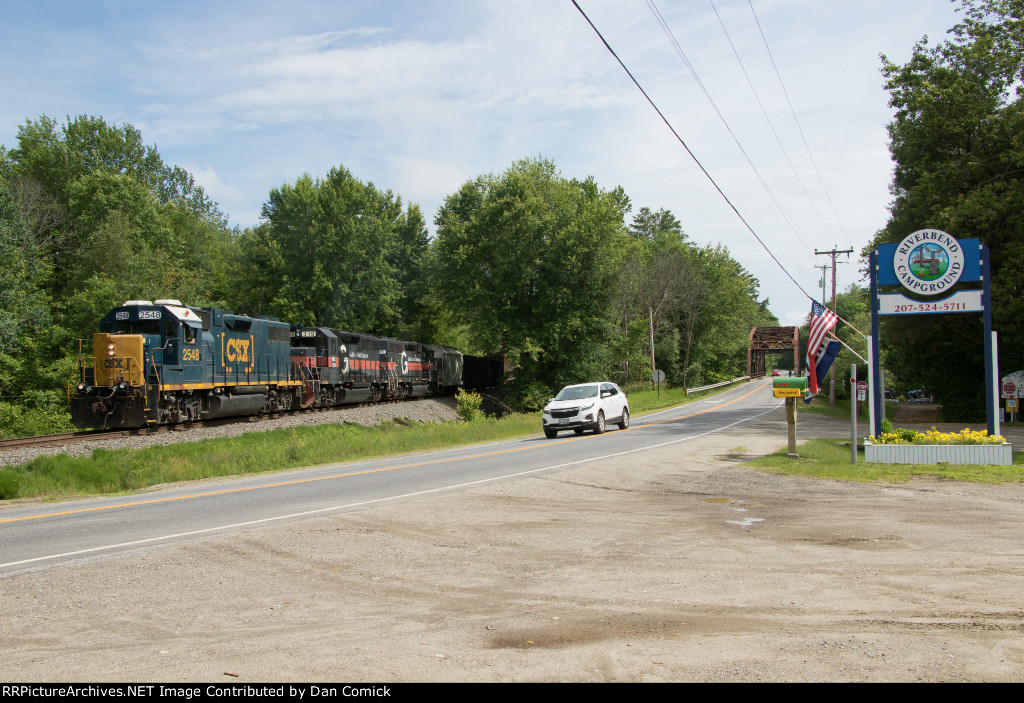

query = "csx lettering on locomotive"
[225,339,250,363]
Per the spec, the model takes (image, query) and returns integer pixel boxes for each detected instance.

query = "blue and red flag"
[805,301,840,403]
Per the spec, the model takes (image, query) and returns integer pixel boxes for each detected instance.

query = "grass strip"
[747,437,1024,483]
[0,415,538,501]
[795,397,899,421]
[0,380,750,502]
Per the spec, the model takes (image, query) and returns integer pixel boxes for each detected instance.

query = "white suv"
[542,382,630,439]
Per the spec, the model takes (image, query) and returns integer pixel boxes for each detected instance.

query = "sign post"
[871,231,995,437]
[850,365,858,463]
[773,377,806,458]
[652,368,665,398]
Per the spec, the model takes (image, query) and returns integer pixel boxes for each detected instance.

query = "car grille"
[550,408,579,418]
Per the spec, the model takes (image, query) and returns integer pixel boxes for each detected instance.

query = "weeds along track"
[0,397,460,468]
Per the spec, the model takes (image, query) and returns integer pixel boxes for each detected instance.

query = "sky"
[0,0,967,327]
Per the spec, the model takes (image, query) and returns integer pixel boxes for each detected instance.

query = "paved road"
[0,380,778,574]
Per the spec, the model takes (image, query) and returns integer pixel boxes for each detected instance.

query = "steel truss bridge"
[747,326,800,378]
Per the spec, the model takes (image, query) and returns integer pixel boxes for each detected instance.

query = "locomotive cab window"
[110,320,163,336]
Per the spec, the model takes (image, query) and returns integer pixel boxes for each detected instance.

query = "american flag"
[806,301,839,396]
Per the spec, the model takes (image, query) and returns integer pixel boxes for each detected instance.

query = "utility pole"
[649,305,656,388]
[815,247,853,406]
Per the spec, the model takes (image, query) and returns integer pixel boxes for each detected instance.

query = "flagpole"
[827,332,866,363]
[805,294,865,338]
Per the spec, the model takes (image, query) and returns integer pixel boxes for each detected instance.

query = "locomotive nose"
[90,400,113,417]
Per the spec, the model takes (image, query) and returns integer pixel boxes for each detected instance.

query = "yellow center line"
[1,381,772,524]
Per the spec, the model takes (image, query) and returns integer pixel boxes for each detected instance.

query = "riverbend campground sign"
[870,230,997,436]
[877,230,982,314]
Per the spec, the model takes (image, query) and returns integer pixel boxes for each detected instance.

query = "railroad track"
[0,398,441,454]
[0,428,144,452]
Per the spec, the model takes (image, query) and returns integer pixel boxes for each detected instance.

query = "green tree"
[0,115,234,436]
[0,181,50,357]
[247,166,427,334]
[629,206,684,242]
[433,157,630,405]
[611,215,705,386]
[872,0,1024,420]
[685,245,776,384]
[5,115,225,297]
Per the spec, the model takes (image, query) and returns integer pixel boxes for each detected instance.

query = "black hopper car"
[71,300,500,429]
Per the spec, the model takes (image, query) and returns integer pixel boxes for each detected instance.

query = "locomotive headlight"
[118,381,128,391]
[107,343,115,350]
[77,383,86,391]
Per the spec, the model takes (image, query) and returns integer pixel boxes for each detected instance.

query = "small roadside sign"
[856,380,868,402]
[774,388,803,398]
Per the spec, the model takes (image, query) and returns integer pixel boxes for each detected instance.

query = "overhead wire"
[644,0,816,259]
[747,0,856,250]
[708,0,839,249]
[570,0,816,302]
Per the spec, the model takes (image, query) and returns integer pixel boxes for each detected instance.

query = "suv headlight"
[578,402,594,412]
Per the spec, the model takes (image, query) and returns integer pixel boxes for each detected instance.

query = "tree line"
[867,0,1024,420]
[0,118,774,437]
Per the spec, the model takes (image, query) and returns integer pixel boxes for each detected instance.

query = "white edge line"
[1,403,782,570]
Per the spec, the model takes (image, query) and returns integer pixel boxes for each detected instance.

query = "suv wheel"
[544,427,558,439]
[618,408,629,430]
[594,410,605,434]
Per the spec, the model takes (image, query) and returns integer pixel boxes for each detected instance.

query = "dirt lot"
[1,410,1023,682]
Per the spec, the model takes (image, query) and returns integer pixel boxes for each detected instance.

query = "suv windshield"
[555,385,599,401]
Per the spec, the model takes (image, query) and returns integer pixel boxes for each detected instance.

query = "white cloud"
[183,162,244,207]
[0,0,967,324]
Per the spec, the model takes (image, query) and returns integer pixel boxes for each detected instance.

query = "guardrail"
[686,376,750,395]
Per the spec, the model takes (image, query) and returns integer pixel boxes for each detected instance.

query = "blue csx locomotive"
[70,299,490,429]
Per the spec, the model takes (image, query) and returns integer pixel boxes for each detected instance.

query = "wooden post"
[786,397,798,458]
[648,305,656,389]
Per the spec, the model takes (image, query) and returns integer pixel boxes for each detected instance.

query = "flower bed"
[865,427,1012,465]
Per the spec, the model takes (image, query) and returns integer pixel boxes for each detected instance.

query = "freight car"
[70,300,485,430]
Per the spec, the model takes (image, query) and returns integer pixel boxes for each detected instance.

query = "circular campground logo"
[894,229,964,295]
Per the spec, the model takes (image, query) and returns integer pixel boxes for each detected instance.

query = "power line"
[747,0,855,250]
[644,0,816,258]
[570,0,814,302]
[709,0,839,248]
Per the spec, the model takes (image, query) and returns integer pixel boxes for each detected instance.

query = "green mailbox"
[773,376,808,399]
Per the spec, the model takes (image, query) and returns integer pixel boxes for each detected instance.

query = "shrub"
[0,469,19,499]
[455,388,484,422]
[513,382,552,412]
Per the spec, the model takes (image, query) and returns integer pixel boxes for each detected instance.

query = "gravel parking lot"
[1,410,1022,682]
